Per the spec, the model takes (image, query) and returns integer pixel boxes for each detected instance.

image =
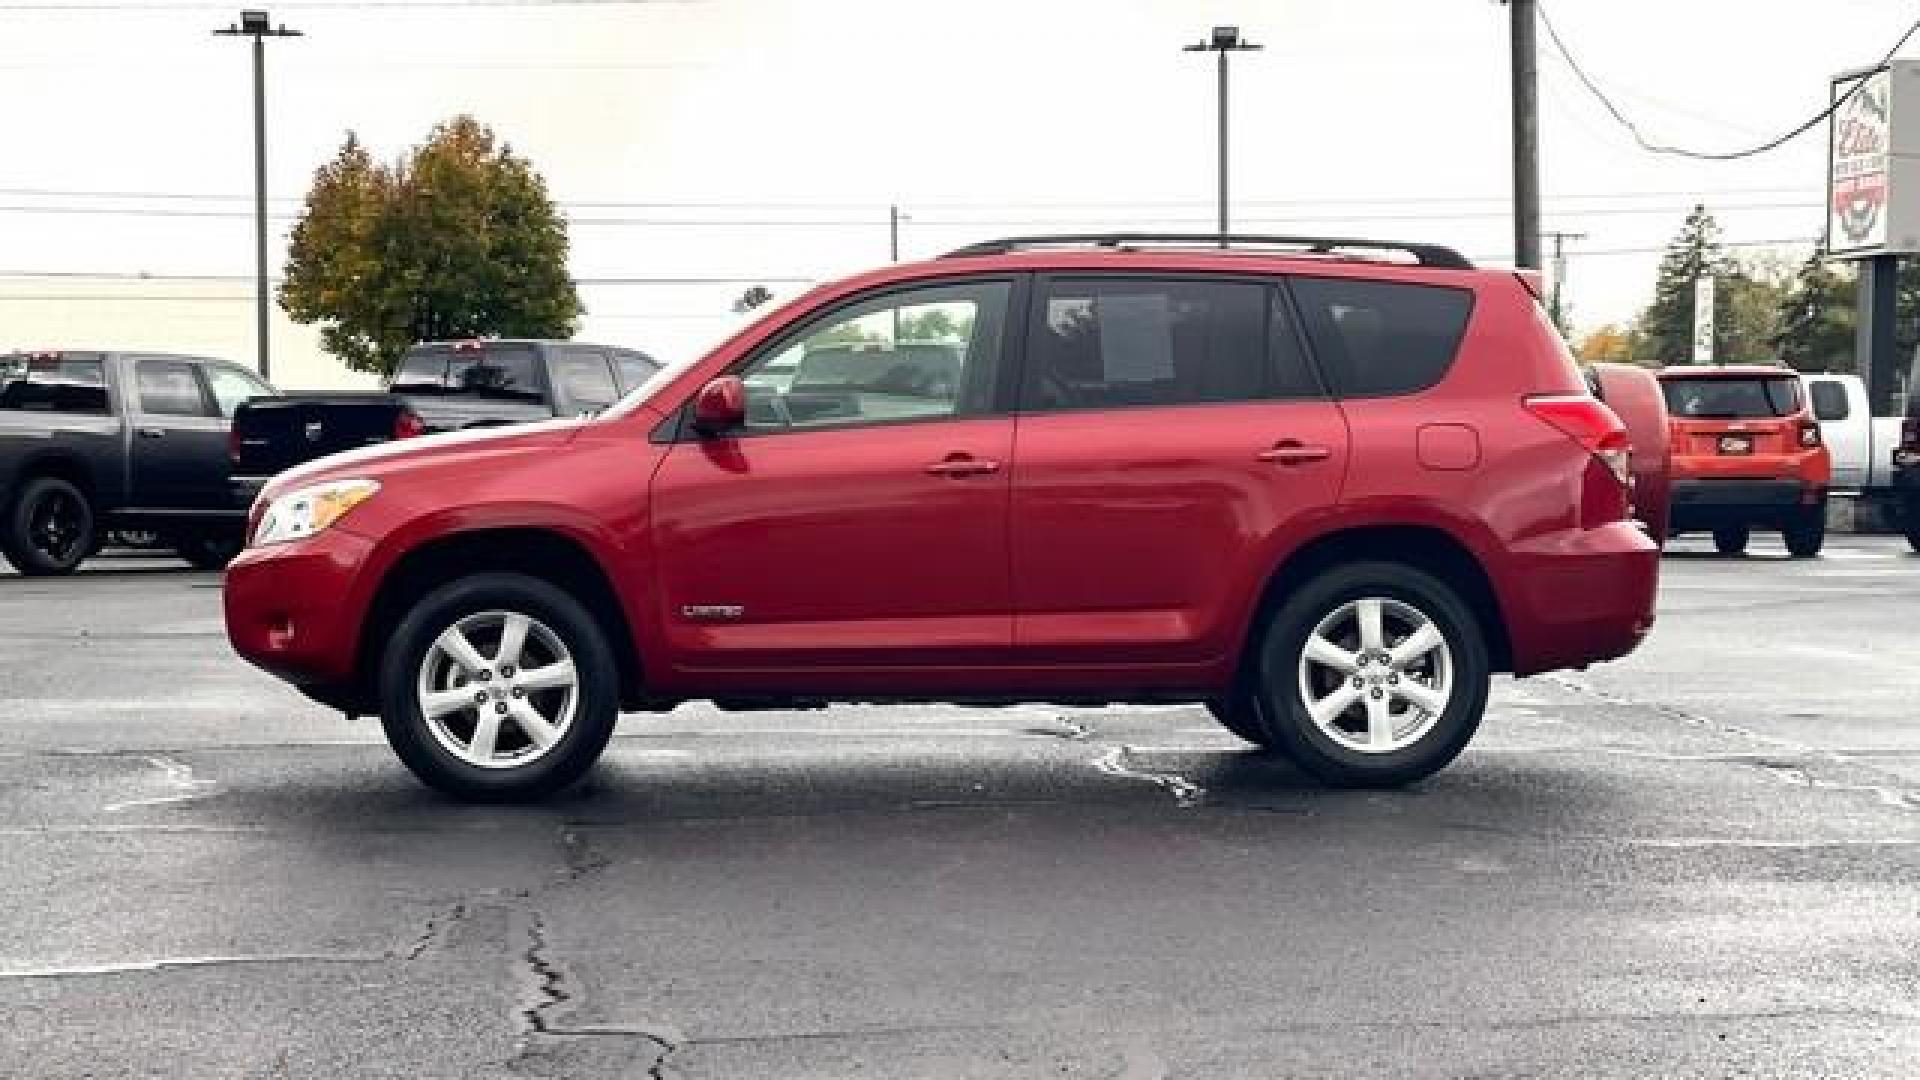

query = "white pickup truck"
[1796,372,1905,494]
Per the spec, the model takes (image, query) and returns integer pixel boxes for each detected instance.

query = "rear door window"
[202,364,276,418]
[0,354,110,414]
[556,349,619,413]
[614,353,658,393]
[135,358,215,417]
[1662,377,1803,418]
[1288,277,1473,398]
[1022,277,1271,411]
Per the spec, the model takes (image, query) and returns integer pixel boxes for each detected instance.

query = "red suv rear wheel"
[1251,562,1490,787]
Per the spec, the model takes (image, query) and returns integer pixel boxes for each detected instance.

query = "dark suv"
[225,234,1659,801]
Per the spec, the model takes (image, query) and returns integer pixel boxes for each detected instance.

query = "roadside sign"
[1692,275,1715,365]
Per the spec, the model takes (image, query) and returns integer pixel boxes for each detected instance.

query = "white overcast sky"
[2,0,1915,383]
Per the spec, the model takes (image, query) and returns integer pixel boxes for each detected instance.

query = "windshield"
[1661,376,1802,419]
[390,344,543,402]
[601,298,810,420]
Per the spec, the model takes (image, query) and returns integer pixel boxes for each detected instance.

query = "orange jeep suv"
[1659,365,1830,557]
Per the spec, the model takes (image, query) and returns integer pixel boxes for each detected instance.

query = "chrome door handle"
[1258,442,1331,465]
[925,456,1001,477]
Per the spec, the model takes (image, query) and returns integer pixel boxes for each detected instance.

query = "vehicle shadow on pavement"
[180,741,1590,842]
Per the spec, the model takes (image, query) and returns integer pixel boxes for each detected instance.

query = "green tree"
[1639,204,1732,365]
[1772,251,1856,372]
[733,285,773,314]
[1717,254,1792,365]
[281,117,582,376]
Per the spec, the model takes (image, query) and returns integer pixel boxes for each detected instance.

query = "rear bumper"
[224,527,375,687]
[1503,521,1659,677]
[1669,479,1823,530]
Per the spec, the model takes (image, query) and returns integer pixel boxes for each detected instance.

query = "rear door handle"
[1258,442,1332,465]
[925,455,1002,478]
[135,427,165,439]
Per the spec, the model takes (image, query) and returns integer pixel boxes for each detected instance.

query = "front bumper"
[1504,521,1659,676]
[1668,479,1822,530]
[224,527,376,686]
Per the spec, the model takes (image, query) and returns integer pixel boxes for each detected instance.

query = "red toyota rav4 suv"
[225,234,1658,801]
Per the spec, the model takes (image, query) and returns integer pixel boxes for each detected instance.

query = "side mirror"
[692,376,746,433]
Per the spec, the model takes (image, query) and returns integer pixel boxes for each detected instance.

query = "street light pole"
[1185,26,1261,247]
[1508,0,1542,270]
[215,10,301,384]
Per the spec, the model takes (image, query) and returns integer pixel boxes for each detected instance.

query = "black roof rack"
[940,232,1474,269]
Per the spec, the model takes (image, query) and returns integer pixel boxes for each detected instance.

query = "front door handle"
[925,454,1001,478]
[135,427,165,439]
[1258,441,1332,465]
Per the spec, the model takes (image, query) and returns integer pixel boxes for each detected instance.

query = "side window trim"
[676,274,1020,441]
[1270,279,1335,400]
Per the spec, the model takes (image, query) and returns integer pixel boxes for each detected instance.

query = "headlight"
[252,479,380,547]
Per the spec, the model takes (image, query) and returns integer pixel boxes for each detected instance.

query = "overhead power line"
[0,185,1824,209]
[1537,2,1920,160]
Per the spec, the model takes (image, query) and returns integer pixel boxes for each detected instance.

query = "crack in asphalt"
[1025,717,1093,741]
[1544,674,1920,813]
[1092,745,1206,808]
[399,900,470,961]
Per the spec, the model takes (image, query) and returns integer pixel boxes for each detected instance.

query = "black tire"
[379,573,619,802]
[2,475,95,576]
[1205,694,1276,749]
[175,531,244,571]
[1249,562,1490,788]
[1712,525,1750,555]
[1783,507,1826,559]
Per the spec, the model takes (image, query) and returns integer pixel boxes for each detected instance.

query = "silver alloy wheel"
[1296,596,1453,755]
[416,610,579,770]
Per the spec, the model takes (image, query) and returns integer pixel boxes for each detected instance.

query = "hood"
[260,416,589,501]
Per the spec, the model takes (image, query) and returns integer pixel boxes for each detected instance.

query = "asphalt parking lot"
[1,535,1917,1078]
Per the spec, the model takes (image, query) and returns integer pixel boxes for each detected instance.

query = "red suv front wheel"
[378,573,620,801]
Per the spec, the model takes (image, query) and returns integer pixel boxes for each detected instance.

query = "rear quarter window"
[1289,277,1473,398]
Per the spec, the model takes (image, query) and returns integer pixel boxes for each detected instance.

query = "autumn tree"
[1576,323,1635,365]
[281,117,582,376]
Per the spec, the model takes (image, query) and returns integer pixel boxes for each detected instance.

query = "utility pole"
[1184,26,1262,246]
[1544,229,1586,331]
[1508,0,1541,269]
[215,10,301,384]
[888,204,901,261]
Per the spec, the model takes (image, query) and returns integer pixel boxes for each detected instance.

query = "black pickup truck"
[1,350,277,575]
[229,339,657,489]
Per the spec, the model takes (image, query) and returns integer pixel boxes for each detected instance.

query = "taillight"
[393,410,425,440]
[1526,395,1634,527]
[1526,395,1632,486]
[1798,421,1822,448]
[1903,417,1919,450]
[228,426,242,464]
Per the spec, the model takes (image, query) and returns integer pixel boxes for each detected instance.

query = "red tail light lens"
[393,410,425,440]
[228,426,242,464]
[1799,422,1822,448]
[1526,395,1634,527]
[1526,395,1632,485]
